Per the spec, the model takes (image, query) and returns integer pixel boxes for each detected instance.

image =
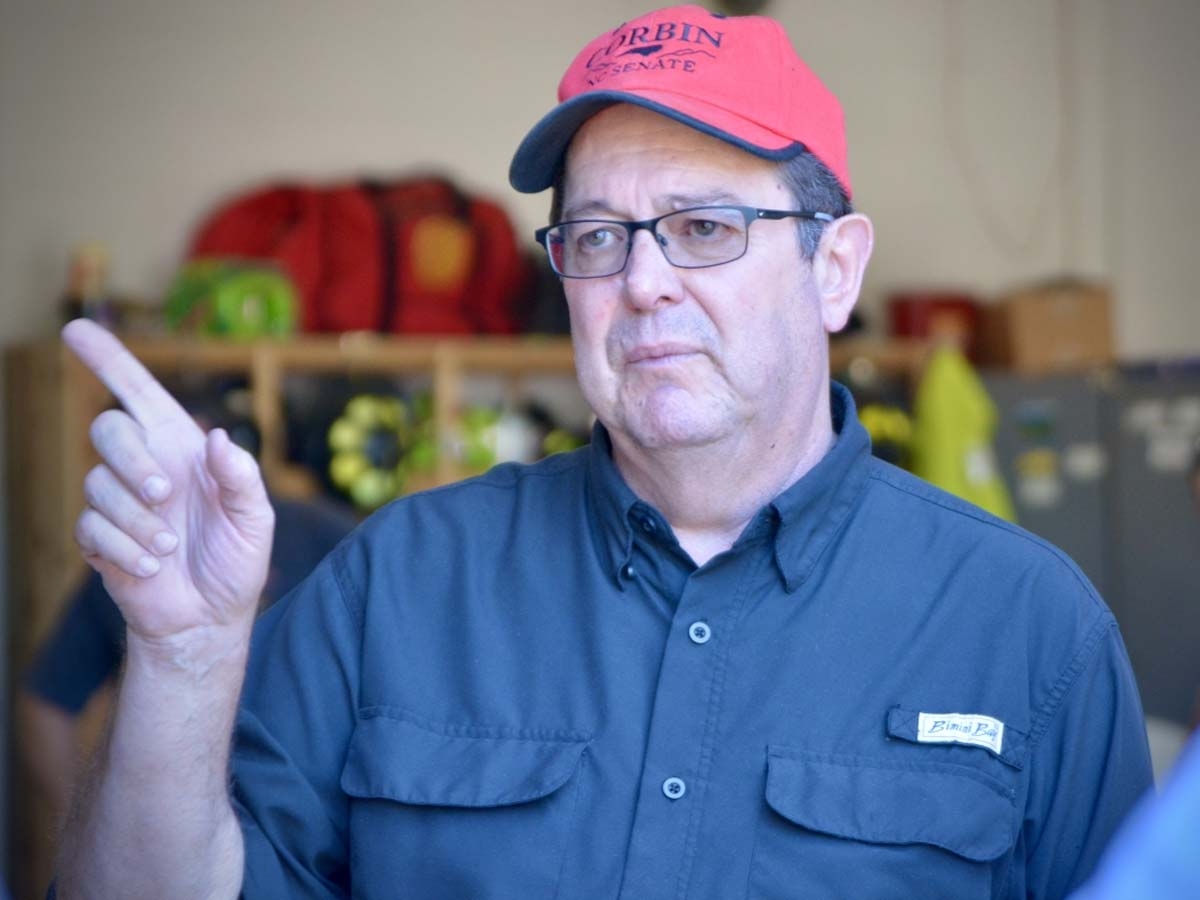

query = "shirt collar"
[585,422,641,587]
[585,381,872,591]
[769,381,873,592]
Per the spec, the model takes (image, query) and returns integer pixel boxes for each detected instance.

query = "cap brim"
[509,90,806,193]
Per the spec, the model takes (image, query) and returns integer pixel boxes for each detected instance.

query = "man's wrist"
[124,619,254,682]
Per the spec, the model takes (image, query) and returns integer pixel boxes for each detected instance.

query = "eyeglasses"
[534,205,834,279]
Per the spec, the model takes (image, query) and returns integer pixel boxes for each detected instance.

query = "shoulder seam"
[330,541,365,631]
[865,466,1104,612]
[867,464,1119,760]
[1025,616,1117,754]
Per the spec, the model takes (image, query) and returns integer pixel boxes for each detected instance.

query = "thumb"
[206,428,273,532]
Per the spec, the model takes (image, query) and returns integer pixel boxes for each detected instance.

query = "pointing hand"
[63,319,274,642]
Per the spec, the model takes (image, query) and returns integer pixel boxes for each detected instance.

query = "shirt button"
[638,515,658,534]
[688,621,712,645]
[621,563,635,579]
[662,776,687,800]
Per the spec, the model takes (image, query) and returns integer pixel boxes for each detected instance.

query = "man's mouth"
[625,344,702,365]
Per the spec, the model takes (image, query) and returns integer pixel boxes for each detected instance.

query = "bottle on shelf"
[61,242,120,329]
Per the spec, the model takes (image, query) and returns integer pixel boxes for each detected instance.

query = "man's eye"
[687,219,720,237]
[579,227,616,249]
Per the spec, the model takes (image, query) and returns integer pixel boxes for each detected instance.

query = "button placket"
[618,545,770,899]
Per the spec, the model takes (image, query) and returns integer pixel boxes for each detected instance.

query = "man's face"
[560,104,837,456]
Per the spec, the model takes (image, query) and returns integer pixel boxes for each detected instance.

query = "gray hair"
[778,150,853,259]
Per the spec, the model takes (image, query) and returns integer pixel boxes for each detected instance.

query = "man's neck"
[610,399,837,568]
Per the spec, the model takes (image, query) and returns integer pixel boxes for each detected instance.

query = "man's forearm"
[56,624,252,900]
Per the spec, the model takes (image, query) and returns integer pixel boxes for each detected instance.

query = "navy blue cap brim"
[508,91,806,194]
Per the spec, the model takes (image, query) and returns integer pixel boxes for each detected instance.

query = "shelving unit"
[124,333,579,495]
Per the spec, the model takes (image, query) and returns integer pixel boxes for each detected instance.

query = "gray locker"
[983,368,1200,725]
[1104,373,1200,725]
[983,371,1113,597]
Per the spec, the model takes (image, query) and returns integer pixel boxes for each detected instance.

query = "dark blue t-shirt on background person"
[24,496,356,712]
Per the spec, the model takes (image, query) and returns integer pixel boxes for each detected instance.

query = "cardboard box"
[977,281,1114,374]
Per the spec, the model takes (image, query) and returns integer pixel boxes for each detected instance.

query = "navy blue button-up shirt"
[233,385,1152,899]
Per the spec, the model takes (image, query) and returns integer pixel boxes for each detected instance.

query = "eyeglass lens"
[546,207,751,278]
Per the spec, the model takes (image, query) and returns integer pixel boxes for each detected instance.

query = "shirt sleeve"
[233,541,362,899]
[263,498,356,605]
[1022,619,1155,899]
[22,572,125,713]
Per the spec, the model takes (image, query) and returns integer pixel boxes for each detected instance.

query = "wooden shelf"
[52,333,579,498]
[830,336,932,382]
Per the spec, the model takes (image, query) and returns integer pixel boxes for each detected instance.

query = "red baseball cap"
[509,4,851,198]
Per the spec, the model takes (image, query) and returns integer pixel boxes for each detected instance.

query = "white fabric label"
[917,712,1004,754]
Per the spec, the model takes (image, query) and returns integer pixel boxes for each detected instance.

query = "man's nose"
[621,228,681,310]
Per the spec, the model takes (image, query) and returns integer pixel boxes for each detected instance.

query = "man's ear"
[811,213,874,334]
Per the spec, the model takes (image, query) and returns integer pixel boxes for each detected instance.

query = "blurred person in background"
[1068,730,1200,899]
[1190,443,1200,735]
[1190,442,1200,515]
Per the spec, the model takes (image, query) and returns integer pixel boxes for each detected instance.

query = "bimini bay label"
[917,712,1005,755]
[584,18,725,86]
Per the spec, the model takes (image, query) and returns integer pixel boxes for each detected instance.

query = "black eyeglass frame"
[534,206,836,279]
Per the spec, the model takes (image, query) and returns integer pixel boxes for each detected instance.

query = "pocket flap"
[341,713,590,808]
[763,748,1016,862]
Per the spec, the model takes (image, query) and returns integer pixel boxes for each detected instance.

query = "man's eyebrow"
[662,190,746,209]
[561,199,619,221]
[561,190,749,222]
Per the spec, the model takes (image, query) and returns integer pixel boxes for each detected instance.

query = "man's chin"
[622,405,732,452]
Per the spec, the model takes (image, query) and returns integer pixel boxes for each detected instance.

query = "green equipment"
[165,259,297,339]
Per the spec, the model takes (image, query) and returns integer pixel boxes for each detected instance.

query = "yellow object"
[910,346,1016,522]
[326,395,411,510]
[410,215,474,292]
[859,403,914,447]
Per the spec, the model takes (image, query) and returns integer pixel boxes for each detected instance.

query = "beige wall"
[1,0,1198,354]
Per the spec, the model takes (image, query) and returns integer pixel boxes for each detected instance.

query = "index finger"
[62,319,196,430]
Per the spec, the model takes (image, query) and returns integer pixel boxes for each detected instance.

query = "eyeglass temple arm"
[755,210,835,223]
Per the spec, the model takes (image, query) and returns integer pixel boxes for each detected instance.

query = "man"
[55,6,1151,899]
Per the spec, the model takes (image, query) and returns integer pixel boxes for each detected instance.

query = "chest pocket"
[748,746,1018,900]
[340,712,590,900]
